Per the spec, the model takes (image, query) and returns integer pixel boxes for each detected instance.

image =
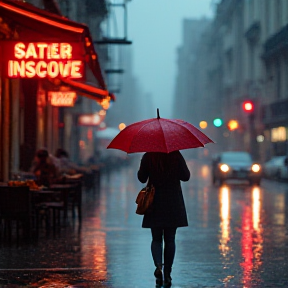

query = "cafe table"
[48,183,82,222]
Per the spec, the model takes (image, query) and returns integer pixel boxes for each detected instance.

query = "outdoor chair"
[68,181,82,222]
[0,186,32,240]
[57,176,83,222]
[32,190,63,232]
[45,184,78,227]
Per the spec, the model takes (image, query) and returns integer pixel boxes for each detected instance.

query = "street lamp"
[227,120,239,131]
[199,121,208,129]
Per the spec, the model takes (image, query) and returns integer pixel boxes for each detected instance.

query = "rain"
[1,1,288,288]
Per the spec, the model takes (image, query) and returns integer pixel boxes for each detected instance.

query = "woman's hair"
[149,151,179,179]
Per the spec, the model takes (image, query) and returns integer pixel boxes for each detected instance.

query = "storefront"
[0,0,112,181]
[261,24,288,160]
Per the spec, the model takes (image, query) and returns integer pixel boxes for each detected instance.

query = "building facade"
[174,0,288,161]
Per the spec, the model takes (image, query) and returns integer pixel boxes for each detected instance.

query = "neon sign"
[48,91,77,107]
[5,42,84,79]
[78,113,105,126]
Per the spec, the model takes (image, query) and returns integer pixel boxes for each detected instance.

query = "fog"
[129,0,214,119]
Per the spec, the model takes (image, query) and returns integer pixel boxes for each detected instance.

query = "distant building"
[173,18,210,122]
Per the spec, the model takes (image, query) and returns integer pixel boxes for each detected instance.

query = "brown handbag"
[135,184,155,215]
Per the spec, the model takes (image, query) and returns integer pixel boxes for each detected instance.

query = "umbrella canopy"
[107,109,214,154]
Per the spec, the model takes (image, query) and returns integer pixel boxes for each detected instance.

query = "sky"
[127,0,215,118]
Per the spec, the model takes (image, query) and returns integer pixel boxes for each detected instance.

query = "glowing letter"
[60,43,72,59]
[25,61,36,78]
[37,43,48,59]
[36,61,47,78]
[48,43,60,59]
[59,61,71,77]
[14,43,26,59]
[25,43,38,59]
[71,61,82,78]
[14,60,25,77]
[47,61,59,78]
[8,60,14,77]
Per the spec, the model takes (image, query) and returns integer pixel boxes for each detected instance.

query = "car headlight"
[251,164,261,173]
[220,164,229,173]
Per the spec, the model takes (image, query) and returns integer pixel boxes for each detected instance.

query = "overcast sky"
[127,0,215,118]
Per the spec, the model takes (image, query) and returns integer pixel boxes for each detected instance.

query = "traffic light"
[227,119,239,131]
[242,100,254,113]
[213,118,223,127]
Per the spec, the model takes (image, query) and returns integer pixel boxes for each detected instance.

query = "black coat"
[137,151,190,228]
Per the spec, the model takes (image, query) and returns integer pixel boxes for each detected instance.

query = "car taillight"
[220,164,229,172]
[251,164,261,173]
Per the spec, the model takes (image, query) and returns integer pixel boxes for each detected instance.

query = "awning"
[0,0,109,98]
[61,78,108,103]
[60,79,116,104]
[0,0,85,40]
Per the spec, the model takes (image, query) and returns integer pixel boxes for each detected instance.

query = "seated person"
[55,148,91,175]
[30,149,58,187]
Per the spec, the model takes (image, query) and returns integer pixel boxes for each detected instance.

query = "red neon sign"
[4,42,84,79]
[48,91,77,107]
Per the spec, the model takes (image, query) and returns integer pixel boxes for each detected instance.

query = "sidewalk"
[0,162,225,288]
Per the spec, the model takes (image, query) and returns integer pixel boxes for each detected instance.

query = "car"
[263,156,288,180]
[212,151,262,186]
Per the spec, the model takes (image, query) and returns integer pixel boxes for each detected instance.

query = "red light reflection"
[240,187,263,287]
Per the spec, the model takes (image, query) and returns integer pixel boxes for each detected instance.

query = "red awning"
[0,0,109,98]
[0,1,84,38]
[60,79,116,103]
[61,78,109,103]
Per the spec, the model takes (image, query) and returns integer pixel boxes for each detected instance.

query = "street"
[1,157,288,288]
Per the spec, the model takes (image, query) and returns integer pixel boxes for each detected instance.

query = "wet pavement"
[1,157,288,287]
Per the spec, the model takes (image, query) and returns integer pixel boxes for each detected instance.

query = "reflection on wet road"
[0,158,288,287]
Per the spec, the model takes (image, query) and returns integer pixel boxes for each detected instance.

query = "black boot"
[163,268,172,287]
[154,264,163,287]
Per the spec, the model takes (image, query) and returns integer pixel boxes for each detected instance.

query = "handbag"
[135,184,155,215]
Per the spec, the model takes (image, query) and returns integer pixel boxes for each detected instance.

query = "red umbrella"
[107,109,214,153]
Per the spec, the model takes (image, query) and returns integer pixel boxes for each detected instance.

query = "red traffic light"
[242,100,254,113]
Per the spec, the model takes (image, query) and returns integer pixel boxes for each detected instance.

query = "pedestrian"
[137,150,190,287]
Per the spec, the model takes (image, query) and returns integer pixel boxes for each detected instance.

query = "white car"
[263,156,288,180]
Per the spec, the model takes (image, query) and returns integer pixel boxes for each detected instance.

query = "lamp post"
[248,112,258,160]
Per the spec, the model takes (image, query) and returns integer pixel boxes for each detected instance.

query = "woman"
[137,150,190,287]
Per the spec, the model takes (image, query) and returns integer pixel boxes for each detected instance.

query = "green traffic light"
[213,118,223,127]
